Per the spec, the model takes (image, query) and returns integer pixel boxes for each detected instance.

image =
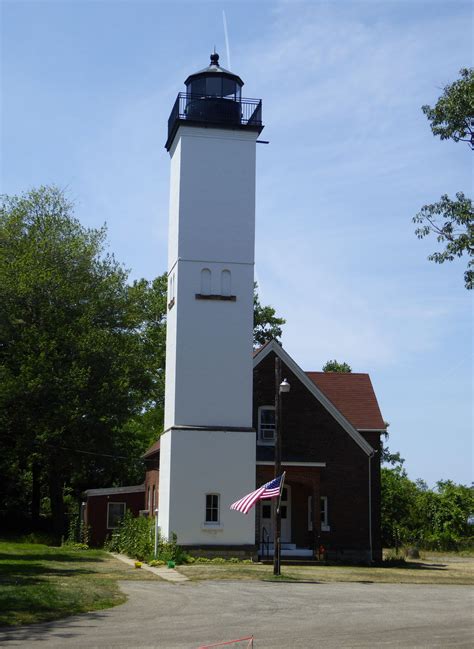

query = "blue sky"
[2,0,472,486]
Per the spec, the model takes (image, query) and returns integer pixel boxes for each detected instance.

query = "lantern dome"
[184,52,243,100]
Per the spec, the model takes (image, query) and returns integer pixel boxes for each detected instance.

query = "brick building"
[83,340,385,561]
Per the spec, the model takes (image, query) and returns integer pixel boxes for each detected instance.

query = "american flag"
[230,474,285,515]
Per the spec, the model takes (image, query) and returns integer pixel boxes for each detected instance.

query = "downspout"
[368,451,375,563]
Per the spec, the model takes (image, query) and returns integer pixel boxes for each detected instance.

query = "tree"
[322,359,352,373]
[0,187,166,535]
[414,68,474,289]
[253,282,285,347]
[421,68,474,146]
[413,193,473,289]
[381,468,474,550]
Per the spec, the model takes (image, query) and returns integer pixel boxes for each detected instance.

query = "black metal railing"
[260,526,271,560]
[166,93,262,149]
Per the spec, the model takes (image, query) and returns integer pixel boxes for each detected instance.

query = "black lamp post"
[273,356,290,576]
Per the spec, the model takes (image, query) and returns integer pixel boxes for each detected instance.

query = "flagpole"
[274,356,282,576]
[276,471,286,514]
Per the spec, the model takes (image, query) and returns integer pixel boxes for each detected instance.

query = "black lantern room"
[184,53,243,125]
[165,52,263,151]
[185,52,243,100]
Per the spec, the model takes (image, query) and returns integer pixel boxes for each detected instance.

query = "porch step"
[260,558,324,566]
[259,547,314,558]
[260,543,298,552]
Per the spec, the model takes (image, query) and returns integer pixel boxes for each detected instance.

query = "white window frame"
[320,496,330,531]
[107,502,126,529]
[258,406,276,445]
[204,493,220,525]
[308,496,330,532]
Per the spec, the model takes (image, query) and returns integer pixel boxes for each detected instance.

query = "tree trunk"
[31,461,41,527]
[48,470,65,540]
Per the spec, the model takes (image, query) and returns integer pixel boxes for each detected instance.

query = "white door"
[260,485,291,545]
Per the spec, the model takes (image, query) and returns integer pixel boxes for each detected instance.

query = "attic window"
[258,406,275,444]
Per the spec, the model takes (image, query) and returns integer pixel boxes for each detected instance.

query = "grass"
[177,552,474,586]
[0,540,161,627]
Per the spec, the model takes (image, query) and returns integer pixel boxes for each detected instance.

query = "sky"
[2,0,472,487]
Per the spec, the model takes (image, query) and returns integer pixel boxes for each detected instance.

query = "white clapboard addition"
[158,53,263,546]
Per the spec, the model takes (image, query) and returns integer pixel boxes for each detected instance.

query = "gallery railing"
[166,93,262,150]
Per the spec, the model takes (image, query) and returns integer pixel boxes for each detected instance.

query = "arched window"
[221,269,231,296]
[201,268,211,295]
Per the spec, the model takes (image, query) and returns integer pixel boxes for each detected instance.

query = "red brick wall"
[254,352,382,561]
[85,491,145,546]
[144,455,160,516]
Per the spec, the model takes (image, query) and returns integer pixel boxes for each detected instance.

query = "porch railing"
[260,526,270,560]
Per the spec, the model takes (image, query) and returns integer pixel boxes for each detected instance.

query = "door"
[259,485,291,545]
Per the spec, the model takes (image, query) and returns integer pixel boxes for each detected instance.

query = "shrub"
[104,512,154,561]
[104,516,188,564]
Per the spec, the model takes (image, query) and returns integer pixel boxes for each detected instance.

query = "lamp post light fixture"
[274,356,290,576]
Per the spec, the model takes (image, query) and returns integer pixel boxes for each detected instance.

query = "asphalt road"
[1,580,472,648]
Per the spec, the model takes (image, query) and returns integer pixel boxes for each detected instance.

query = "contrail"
[222,10,231,70]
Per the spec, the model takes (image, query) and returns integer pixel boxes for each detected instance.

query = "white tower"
[158,54,263,549]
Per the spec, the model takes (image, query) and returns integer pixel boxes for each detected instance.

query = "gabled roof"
[83,485,145,497]
[306,372,385,431]
[254,340,384,455]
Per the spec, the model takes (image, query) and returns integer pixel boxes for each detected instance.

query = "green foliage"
[322,359,352,373]
[0,186,167,534]
[105,512,155,561]
[253,282,285,347]
[415,68,474,288]
[105,513,187,564]
[381,429,405,466]
[0,186,284,533]
[413,193,473,289]
[382,468,474,551]
[421,68,474,144]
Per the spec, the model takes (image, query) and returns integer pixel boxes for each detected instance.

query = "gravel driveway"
[0,580,472,648]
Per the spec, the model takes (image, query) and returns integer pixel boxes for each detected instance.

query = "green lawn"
[0,540,160,627]
[178,552,474,586]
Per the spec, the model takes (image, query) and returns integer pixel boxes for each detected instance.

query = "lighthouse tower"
[158,54,263,548]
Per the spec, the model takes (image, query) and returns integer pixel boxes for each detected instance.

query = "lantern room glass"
[186,76,242,100]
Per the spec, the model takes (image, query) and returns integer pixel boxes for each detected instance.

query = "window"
[201,268,211,295]
[107,502,126,529]
[205,494,220,524]
[261,503,271,519]
[308,496,330,532]
[221,269,231,296]
[258,406,275,443]
[320,496,329,531]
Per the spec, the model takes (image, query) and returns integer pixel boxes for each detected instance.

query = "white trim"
[257,405,276,445]
[84,485,144,497]
[254,341,375,456]
[204,493,220,526]
[320,495,330,532]
[368,454,373,562]
[257,461,326,467]
[308,496,330,532]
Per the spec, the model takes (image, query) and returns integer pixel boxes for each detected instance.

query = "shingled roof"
[306,372,385,431]
[254,341,385,437]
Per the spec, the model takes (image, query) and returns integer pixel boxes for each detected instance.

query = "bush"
[21,532,57,546]
[104,515,188,564]
[104,512,155,561]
